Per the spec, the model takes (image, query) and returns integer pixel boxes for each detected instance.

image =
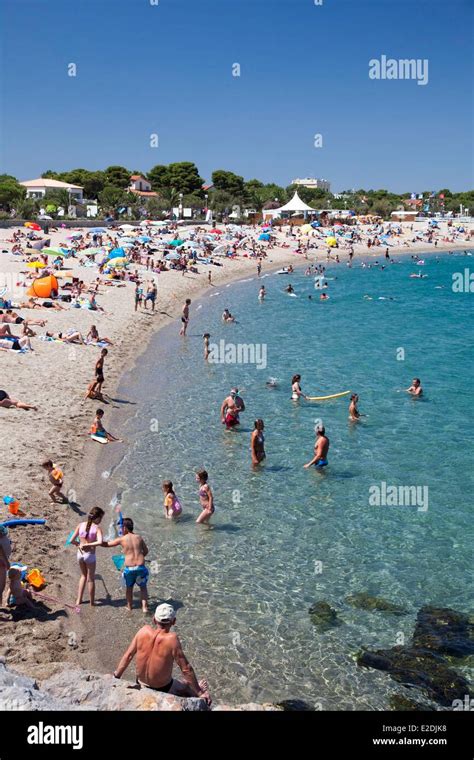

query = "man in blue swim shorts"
[303,425,330,470]
[84,516,149,612]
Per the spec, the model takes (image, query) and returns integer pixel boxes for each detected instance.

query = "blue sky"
[1,0,473,191]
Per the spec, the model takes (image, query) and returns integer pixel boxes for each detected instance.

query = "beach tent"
[27,274,59,298]
[258,233,270,241]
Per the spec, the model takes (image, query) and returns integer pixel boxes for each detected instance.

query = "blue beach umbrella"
[165,252,181,260]
[108,247,125,259]
[90,227,108,233]
[258,233,270,241]
[138,236,152,242]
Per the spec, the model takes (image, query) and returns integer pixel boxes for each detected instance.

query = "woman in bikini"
[196,470,214,525]
[70,506,104,606]
[250,419,266,468]
[291,374,307,401]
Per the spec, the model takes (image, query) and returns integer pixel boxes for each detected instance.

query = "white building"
[128,175,157,197]
[292,177,331,192]
[20,178,84,202]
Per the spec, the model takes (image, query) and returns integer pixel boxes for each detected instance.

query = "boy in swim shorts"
[41,459,67,503]
[85,517,149,612]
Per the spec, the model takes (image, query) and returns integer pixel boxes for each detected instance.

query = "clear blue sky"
[1,0,473,192]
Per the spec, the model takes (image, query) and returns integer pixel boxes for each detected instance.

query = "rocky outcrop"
[346,593,407,616]
[308,601,342,631]
[412,606,474,657]
[0,659,278,711]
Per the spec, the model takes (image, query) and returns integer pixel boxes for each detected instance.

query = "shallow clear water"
[113,252,473,708]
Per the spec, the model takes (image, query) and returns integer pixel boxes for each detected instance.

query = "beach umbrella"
[258,233,270,241]
[301,224,313,234]
[26,261,46,269]
[42,248,67,257]
[108,257,128,267]
[108,247,125,259]
[165,252,181,260]
[90,227,107,233]
[327,237,337,247]
[82,247,105,255]
[119,242,134,249]
[118,236,136,242]
[24,222,41,231]
[138,236,152,242]
[209,228,223,234]
[67,233,82,240]
[119,224,137,230]
[169,239,184,247]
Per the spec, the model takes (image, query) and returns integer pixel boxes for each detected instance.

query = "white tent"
[274,191,315,213]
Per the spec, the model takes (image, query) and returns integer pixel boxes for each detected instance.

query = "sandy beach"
[0,219,472,688]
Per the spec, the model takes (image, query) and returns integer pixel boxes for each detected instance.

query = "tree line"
[0,162,472,220]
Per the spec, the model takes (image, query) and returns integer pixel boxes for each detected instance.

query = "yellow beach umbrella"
[301,224,313,234]
[327,237,337,247]
[27,261,46,268]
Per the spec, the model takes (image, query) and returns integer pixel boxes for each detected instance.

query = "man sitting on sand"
[112,602,211,704]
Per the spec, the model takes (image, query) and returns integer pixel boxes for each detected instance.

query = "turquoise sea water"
[113,252,473,708]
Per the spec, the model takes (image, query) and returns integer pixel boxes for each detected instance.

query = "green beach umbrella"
[169,239,185,247]
[42,248,67,257]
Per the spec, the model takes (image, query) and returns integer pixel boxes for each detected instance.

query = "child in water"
[203,333,210,361]
[196,469,214,524]
[349,394,361,421]
[162,480,182,519]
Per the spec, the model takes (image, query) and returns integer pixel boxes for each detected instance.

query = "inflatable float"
[307,390,351,401]
[0,518,46,528]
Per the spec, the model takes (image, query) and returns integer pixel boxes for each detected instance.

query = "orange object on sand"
[27,274,59,299]
[26,568,46,589]
[7,500,21,515]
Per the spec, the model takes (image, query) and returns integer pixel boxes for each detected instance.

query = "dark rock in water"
[412,606,474,658]
[389,695,434,711]
[346,593,407,615]
[276,699,315,711]
[308,601,342,631]
[357,646,471,707]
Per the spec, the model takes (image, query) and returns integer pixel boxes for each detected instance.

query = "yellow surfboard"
[307,390,351,401]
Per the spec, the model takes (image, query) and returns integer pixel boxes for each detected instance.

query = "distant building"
[128,175,157,197]
[292,177,331,192]
[20,178,84,202]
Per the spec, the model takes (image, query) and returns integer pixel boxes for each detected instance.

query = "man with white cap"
[113,603,211,704]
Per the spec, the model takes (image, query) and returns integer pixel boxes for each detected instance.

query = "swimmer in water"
[220,387,245,429]
[195,469,214,524]
[320,293,329,300]
[285,284,294,294]
[203,333,210,361]
[407,377,423,397]
[258,286,266,300]
[349,393,361,421]
[266,378,278,388]
[222,308,235,322]
[162,480,182,519]
[304,426,330,469]
[291,374,308,401]
[250,419,266,468]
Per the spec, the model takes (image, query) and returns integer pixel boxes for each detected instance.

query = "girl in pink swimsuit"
[70,506,104,606]
[196,469,214,525]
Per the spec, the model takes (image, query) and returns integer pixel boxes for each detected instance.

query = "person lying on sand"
[7,568,36,610]
[0,389,37,410]
[0,335,33,352]
[112,602,211,704]
[45,330,85,344]
[0,309,46,327]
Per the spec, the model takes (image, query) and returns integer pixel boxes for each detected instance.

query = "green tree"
[98,185,128,214]
[147,164,170,192]
[60,169,106,199]
[182,193,205,209]
[43,188,72,210]
[104,165,131,189]
[0,178,26,210]
[41,170,61,179]
[15,198,40,218]
[211,170,245,198]
[167,162,203,195]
